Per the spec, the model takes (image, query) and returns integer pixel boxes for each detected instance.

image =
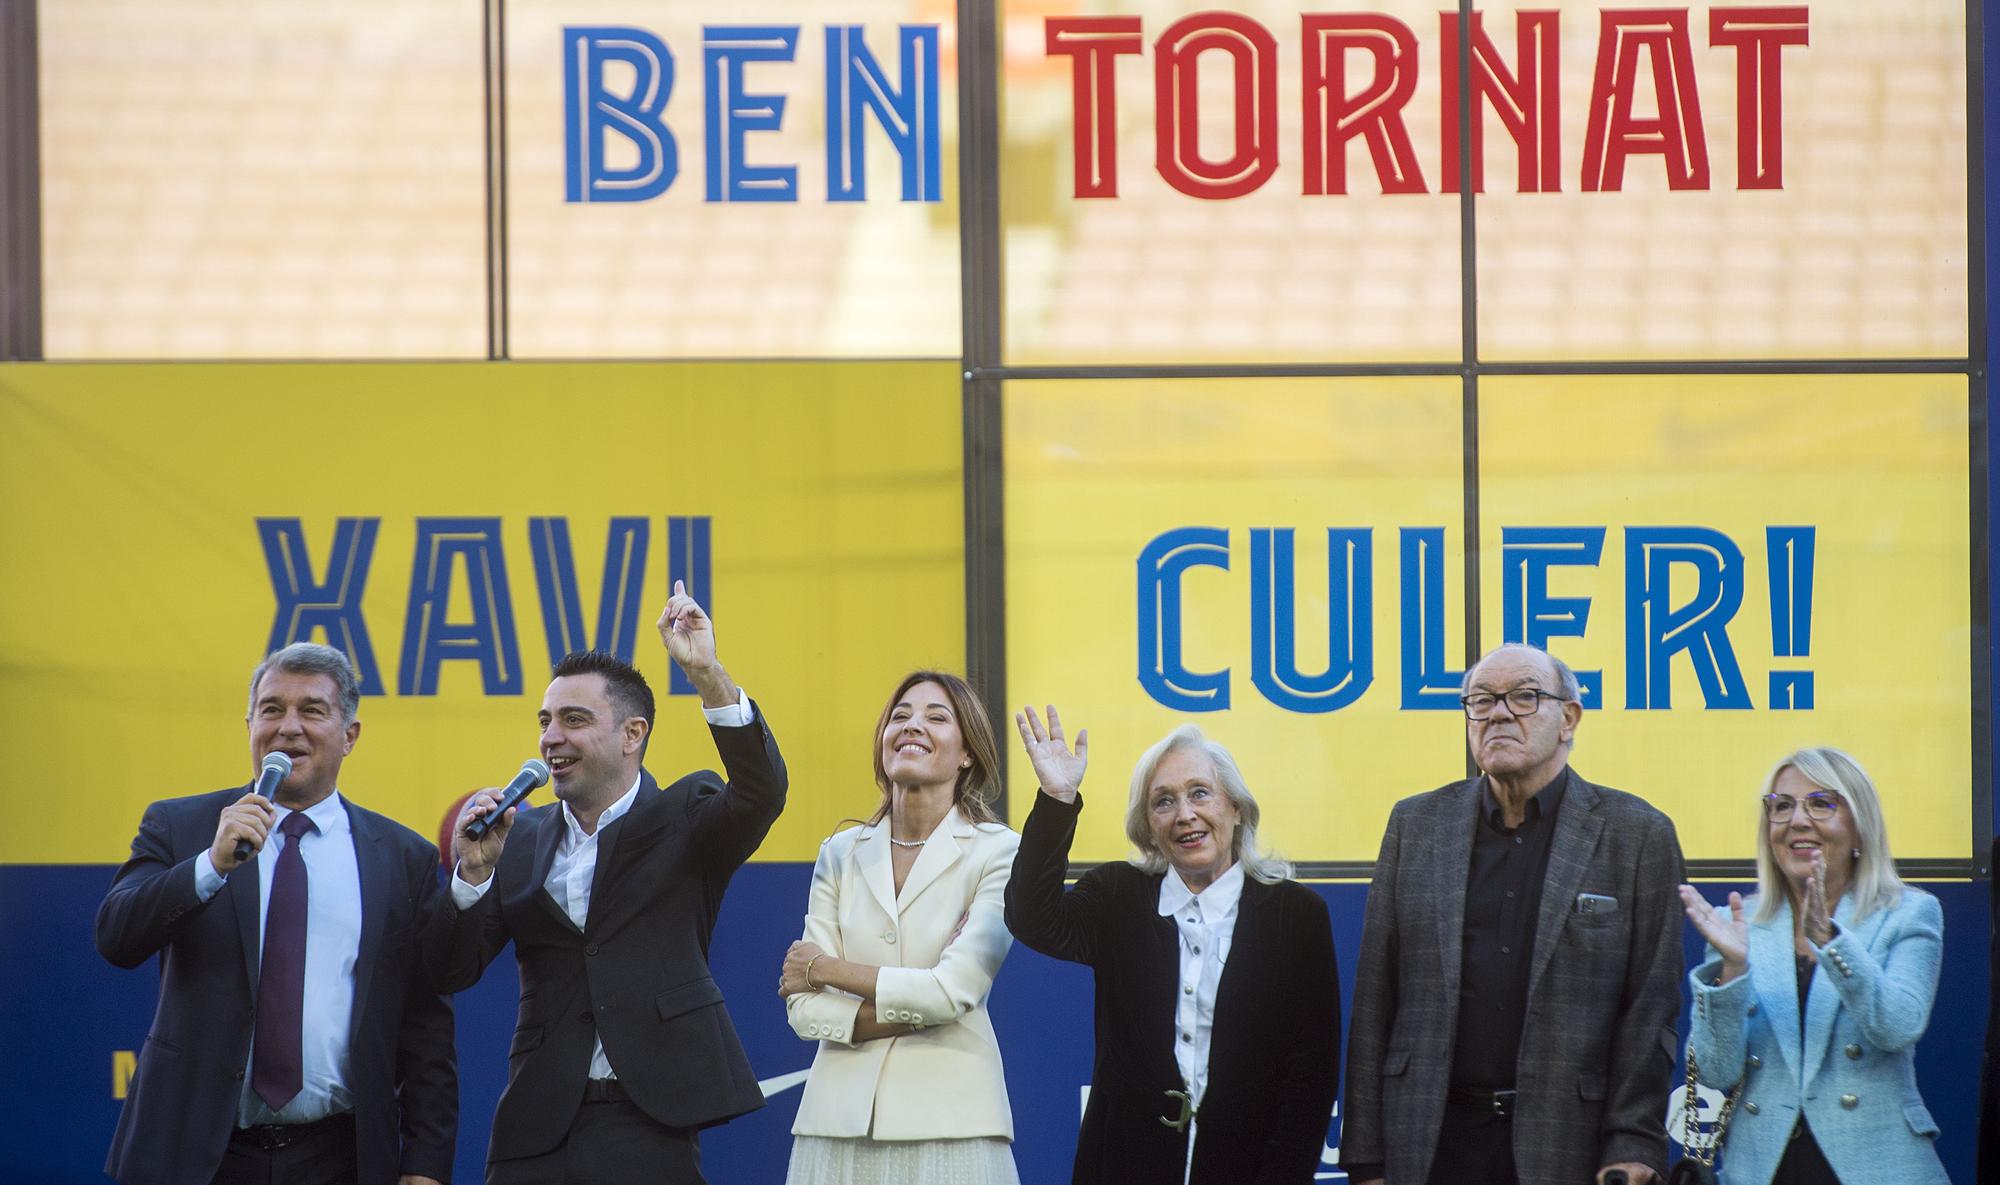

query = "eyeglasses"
[1460,688,1567,719]
[1763,792,1842,822]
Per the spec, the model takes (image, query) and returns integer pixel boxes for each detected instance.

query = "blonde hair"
[1752,747,1903,925]
[1122,725,1293,884]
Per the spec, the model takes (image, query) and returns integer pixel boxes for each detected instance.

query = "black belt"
[583,1077,629,1104]
[1448,1086,1518,1118]
[231,1111,354,1151]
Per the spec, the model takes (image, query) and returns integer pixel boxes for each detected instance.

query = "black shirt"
[1450,768,1570,1089]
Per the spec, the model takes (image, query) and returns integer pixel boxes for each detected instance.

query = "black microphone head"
[261,751,294,779]
[520,758,551,787]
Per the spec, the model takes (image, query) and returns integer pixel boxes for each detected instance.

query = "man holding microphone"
[96,641,457,1185]
[428,582,787,1184]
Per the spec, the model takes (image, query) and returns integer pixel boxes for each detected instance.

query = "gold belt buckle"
[1159,1089,1195,1133]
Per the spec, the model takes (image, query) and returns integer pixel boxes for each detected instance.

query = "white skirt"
[784,1136,1020,1185]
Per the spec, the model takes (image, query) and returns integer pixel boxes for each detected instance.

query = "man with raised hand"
[429,581,787,1184]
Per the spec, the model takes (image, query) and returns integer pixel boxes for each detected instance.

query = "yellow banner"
[0,362,964,863]
[1003,375,1972,865]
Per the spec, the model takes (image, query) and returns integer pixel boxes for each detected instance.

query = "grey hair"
[1461,643,1582,701]
[247,642,363,724]
[1752,747,1902,925]
[1122,724,1294,885]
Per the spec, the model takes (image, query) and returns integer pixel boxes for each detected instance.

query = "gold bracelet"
[804,954,822,991]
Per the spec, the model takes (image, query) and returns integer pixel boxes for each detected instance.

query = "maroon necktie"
[252,810,316,1111]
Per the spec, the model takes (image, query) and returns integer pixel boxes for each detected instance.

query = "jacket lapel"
[1800,895,1874,1087]
[1432,781,1480,1005]
[344,801,388,1047]
[856,821,898,919]
[1209,874,1266,1074]
[530,807,581,936]
[1750,901,1804,1083]
[1527,772,1605,1003]
[584,775,661,931]
[893,807,971,911]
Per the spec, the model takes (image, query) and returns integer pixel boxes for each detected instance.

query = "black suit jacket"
[95,786,458,1185]
[1343,770,1685,1185]
[1005,792,1341,1185]
[423,708,786,1163]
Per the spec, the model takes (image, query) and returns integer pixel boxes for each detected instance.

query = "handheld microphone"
[464,759,552,841]
[234,751,294,863]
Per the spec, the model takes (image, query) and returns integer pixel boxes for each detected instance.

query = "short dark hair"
[551,650,656,737]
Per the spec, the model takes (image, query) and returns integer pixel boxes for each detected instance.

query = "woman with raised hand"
[779,670,1021,1185]
[1004,705,1340,1185]
[1679,748,1947,1185]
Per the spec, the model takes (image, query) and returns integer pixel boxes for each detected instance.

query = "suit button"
[1746,1054,1761,1069]
[1747,1003,1758,1015]
[1743,1102,1759,1115]
[232,1070,245,1081]
[883,932,896,945]
[834,1028,846,1039]
[580,1011,593,1024]
[1844,1044,1862,1060]
[586,943,600,956]
[1840,1094,1859,1109]
[808,1024,821,1036]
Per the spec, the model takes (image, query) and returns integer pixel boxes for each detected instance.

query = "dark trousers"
[1428,1098,1520,1185]
[211,1113,357,1185]
[488,1096,704,1185]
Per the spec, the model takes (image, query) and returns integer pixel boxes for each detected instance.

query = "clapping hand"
[1678,884,1749,983]
[1015,705,1087,803]
[1802,851,1834,946]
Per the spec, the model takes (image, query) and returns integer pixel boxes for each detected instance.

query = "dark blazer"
[423,709,786,1164]
[95,786,458,1185]
[1005,792,1341,1185]
[1343,769,1685,1185]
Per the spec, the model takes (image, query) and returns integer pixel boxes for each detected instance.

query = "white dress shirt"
[194,791,362,1126]
[452,690,756,1080]
[1157,861,1245,1109]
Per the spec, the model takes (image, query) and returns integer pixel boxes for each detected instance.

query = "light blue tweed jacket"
[1686,888,1947,1185]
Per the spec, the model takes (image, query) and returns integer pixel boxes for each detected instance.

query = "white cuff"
[193,849,226,901]
[451,864,496,909]
[702,688,754,727]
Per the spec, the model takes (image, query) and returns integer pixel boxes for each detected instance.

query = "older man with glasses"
[1344,643,1687,1185]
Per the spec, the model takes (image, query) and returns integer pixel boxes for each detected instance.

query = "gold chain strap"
[1681,1048,1739,1169]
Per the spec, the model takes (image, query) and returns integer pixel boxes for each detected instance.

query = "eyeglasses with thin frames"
[1763,792,1842,822]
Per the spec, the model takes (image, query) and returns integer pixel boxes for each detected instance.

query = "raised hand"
[451,787,516,885]
[209,791,276,874]
[1679,884,1749,983]
[656,579,738,707]
[1016,704,1087,803]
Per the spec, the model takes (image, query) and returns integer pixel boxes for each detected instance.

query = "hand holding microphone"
[453,759,550,883]
[211,752,291,873]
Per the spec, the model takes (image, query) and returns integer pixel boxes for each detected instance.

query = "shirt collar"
[561,772,643,842]
[1157,860,1246,922]
[1481,767,1570,828]
[276,791,348,837]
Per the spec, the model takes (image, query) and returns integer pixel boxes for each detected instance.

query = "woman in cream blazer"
[778,670,1022,1185]
[1680,748,1947,1185]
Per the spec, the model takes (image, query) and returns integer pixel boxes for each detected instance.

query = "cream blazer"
[787,806,1020,1140]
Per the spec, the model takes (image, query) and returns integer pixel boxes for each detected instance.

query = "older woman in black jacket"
[1004,706,1340,1185]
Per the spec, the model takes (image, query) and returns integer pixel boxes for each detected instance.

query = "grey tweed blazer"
[1342,769,1686,1185]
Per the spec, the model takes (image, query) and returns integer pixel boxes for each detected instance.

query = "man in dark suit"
[95,642,457,1185]
[1344,644,1685,1185]
[428,581,786,1184]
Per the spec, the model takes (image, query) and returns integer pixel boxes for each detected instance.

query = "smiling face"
[1145,746,1241,889]
[879,680,969,795]
[1465,648,1580,791]
[246,669,358,807]
[538,673,648,808]
[1766,764,1857,895]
